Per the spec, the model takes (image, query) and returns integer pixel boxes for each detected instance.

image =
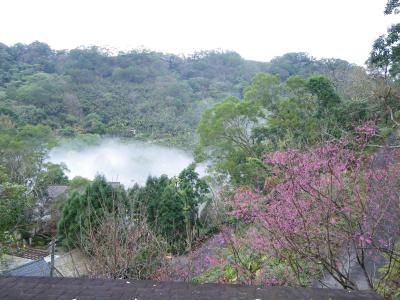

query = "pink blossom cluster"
[230,138,399,273]
[228,188,262,223]
[354,122,378,142]
[261,142,363,246]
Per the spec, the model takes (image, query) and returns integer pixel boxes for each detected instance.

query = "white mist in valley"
[48,139,202,187]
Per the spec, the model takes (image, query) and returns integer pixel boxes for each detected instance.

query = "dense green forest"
[0,42,367,144]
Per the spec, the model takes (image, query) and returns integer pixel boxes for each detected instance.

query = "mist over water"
[48,138,198,187]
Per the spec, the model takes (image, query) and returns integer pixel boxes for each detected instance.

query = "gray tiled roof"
[47,185,69,199]
[109,182,121,188]
[0,277,382,300]
[2,258,51,277]
[0,255,33,273]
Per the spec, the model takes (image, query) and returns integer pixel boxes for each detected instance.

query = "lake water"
[48,138,200,187]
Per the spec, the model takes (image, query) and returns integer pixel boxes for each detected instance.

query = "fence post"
[50,239,55,277]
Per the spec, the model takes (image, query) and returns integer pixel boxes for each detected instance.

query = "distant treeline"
[0,42,364,144]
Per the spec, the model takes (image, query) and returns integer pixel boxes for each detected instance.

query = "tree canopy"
[0,42,364,145]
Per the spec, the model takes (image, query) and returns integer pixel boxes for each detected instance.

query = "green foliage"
[57,175,127,249]
[129,164,209,253]
[377,243,400,299]
[267,53,319,80]
[306,75,341,115]
[157,183,187,250]
[244,73,281,109]
[38,163,69,185]
[61,126,76,137]
[369,1,400,79]
[197,73,349,187]
[57,191,82,249]
[69,176,91,189]
[84,113,106,134]
[0,183,31,234]
[190,229,313,286]
[197,96,266,186]
[264,76,320,147]
[13,73,67,116]
[0,42,363,146]
[0,120,63,252]
[223,264,237,282]
[192,266,222,284]
[197,96,261,150]
[0,123,54,185]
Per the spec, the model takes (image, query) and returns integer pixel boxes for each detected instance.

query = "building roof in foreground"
[0,277,382,300]
[0,255,33,273]
[2,259,51,277]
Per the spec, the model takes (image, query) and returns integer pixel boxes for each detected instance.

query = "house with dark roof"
[33,185,70,225]
[47,185,69,200]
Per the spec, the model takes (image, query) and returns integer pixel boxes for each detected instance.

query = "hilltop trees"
[0,41,365,145]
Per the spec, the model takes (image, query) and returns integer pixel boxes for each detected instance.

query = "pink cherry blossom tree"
[230,127,400,290]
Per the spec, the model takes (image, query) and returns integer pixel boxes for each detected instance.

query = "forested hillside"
[0,43,365,144]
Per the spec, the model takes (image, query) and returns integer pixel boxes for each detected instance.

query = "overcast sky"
[1,0,397,65]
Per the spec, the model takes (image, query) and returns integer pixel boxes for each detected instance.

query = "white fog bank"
[48,139,199,187]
